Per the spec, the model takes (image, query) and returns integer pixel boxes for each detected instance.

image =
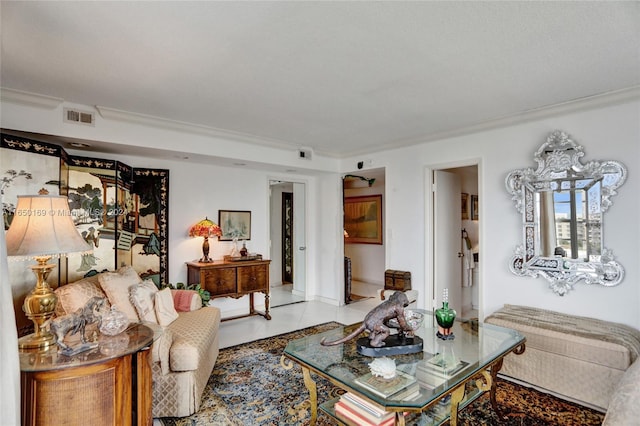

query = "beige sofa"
[53,267,221,418]
[485,304,640,411]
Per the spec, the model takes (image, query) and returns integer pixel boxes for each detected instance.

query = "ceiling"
[1,2,639,158]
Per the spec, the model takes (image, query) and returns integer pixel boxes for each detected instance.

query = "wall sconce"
[5,192,92,349]
[189,217,222,263]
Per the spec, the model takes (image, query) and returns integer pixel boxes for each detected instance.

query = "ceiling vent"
[64,108,95,126]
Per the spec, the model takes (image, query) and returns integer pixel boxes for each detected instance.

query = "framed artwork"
[471,194,479,221]
[461,193,469,220]
[218,210,251,241]
[344,195,383,244]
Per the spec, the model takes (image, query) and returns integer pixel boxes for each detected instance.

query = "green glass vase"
[435,301,456,340]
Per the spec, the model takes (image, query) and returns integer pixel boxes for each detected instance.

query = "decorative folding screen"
[1,132,169,286]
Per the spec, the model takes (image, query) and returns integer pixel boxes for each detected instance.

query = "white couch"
[53,267,221,418]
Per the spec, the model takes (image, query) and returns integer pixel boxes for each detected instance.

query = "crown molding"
[0,88,63,109]
[3,85,637,159]
[345,86,640,157]
[95,105,300,152]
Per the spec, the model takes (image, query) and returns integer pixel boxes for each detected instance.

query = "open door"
[292,182,306,297]
[433,170,463,315]
[269,180,305,307]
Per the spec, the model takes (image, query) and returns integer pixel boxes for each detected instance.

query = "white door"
[292,182,306,297]
[433,170,462,315]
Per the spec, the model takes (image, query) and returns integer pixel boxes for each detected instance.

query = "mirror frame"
[505,130,627,295]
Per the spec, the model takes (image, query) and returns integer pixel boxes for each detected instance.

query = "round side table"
[19,323,154,426]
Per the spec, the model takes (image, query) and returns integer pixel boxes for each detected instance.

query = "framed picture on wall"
[461,193,470,220]
[471,195,479,221]
[344,195,383,244]
[218,210,251,241]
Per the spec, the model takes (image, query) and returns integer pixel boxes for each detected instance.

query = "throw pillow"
[98,266,143,321]
[54,276,110,317]
[171,289,201,312]
[130,279,159,323]
[155,288,179,326]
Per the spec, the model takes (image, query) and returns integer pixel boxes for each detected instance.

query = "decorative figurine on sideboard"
[320,291,424,356]
[435,288,456,340]
[50,296,108,355]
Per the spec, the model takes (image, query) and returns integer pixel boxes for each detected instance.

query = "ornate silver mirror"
[505,130,626,295]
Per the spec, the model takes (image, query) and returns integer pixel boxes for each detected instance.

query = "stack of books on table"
[416,356,469,390]
[354,370,419,400]
[334,392,396,426]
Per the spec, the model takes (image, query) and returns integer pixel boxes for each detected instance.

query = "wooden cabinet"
[20,323,154,426]
[186,259,271,321]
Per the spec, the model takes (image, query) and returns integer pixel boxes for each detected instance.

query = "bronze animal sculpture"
[50,296,107,351]
[321,291,411,348]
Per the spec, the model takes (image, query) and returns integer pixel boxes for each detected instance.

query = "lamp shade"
[188,217,222,238]
[5,195,91,259]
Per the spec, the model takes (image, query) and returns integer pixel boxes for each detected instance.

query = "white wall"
[1,98,339,319]
[3,96,639,328]
[345,100,640,328]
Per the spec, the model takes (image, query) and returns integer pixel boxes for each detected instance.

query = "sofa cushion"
[130,279,159,323]
[168,307,220,372]
[55,275,110,317]
[99,266,142,321]
[603,360,640,425]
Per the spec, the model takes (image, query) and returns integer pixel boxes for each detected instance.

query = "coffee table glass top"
[283,310,525,409]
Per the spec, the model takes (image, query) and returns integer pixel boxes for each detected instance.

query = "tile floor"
[220,280,382,348]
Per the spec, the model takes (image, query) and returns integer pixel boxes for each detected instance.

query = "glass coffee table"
[281,311,526,426]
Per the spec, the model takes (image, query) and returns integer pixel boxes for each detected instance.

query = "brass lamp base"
[18,331,56,350]
[19,257,58,350]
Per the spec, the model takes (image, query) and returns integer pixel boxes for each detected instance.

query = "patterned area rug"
[158,322,604,426]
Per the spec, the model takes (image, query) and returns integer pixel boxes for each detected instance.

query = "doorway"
[342,168,386,303]
[269,180,306,307]
[432,164,479,321]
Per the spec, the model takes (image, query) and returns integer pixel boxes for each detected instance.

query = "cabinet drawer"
[237,265,267,293]
[202,268,237,296]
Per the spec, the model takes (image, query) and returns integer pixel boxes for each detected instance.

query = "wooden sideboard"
[186,259,271,321]
[20,323,154,426]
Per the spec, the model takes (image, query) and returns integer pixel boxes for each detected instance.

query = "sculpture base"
[356,335,423,357]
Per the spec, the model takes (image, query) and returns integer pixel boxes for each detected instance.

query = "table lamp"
[189,217,222,263]
[5,192,92,349]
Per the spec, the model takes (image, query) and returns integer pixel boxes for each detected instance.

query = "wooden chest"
[384,269,411,292]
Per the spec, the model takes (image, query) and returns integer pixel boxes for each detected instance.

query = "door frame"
[267,176,309,301]
[424,159,482,316]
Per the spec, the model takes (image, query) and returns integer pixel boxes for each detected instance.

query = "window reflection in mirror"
[536,178,603,261]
